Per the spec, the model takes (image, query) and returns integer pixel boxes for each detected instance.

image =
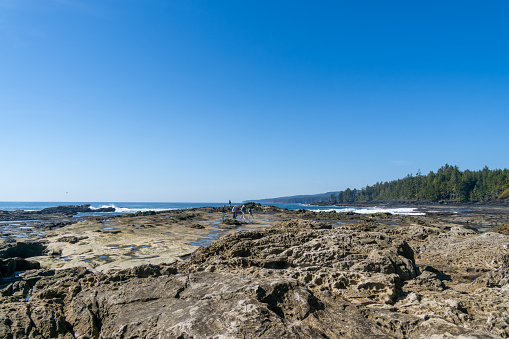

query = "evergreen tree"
[331,165,509,203]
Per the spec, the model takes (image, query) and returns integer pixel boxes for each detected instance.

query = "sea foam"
[90,204,177,213]
[311,207,425,216]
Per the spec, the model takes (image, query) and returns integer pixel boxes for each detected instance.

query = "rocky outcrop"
[0,242,46,260]
[0,219,508,338]
[38,204,115,214]
[180,219,417,306]
[0,204,115,221]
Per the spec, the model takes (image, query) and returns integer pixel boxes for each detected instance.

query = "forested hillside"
[252,192,340,204]
[331,165,509,203]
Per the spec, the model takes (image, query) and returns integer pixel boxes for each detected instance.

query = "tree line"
[330,165,509,203]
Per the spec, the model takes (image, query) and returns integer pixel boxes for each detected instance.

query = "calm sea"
[0,201,424,216]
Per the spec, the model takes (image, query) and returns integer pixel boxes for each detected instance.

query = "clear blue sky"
[1,0,508,202]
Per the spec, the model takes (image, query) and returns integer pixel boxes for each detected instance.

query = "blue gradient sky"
[1,1,508,202]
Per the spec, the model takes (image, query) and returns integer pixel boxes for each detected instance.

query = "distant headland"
[252,164,509,205]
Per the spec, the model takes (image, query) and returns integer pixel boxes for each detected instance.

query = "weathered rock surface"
[0,204,115,222]
[1,214,509,338]
[38,205,115,215]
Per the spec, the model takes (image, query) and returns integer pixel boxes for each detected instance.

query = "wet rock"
[55,236,86,244]
[0,258,40,277]
[0,204,115,222]
[188,223,205,229]
[221,218,242,226]
[38,204,114,214]
[97,228,121,234]
[0,242,46,259]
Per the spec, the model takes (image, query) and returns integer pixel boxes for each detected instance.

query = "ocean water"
[0,201,424,216]
[0,201,425,239]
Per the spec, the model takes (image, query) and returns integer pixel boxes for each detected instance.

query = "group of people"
[222,200,253,221]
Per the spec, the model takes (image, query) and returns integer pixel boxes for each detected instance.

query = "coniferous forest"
[331,165,509,203]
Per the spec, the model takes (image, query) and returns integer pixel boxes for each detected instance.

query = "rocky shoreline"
[313,200,509,212]
[1,204,509,338]
[0,204,115,222]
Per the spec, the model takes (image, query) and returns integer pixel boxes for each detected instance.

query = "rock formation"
[1,216,509,338]
[0,204,115,222]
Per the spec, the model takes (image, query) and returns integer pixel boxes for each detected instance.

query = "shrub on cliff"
[499,188,509,199]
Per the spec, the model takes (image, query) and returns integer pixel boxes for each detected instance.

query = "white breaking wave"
[311,207,425,216]
[114,207,178,213]
[89,204,116,210]
[88,204,177,213]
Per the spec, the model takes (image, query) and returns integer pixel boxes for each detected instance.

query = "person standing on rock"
[232,205,237,219]
[229,200,231,209]
[248,207,253,220]
[240,205,246,222]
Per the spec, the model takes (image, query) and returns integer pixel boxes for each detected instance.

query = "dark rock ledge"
[0,204,115,222]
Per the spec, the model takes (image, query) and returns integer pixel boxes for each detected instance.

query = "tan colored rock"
[1,206,509,338]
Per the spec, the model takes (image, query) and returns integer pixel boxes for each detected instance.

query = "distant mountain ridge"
[249,192,340,204]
